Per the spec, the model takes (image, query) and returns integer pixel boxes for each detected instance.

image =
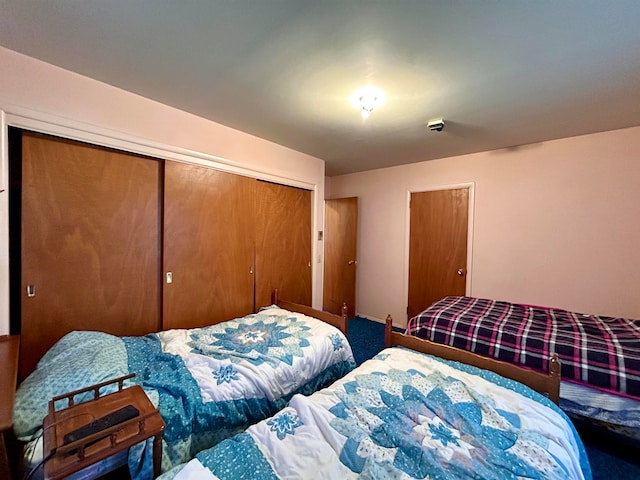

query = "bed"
[13,293,356,479]
[406,295,640,441]
[158,317,591,480]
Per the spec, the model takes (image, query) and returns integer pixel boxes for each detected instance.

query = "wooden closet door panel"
[254,181,312,309]
[163,161,255,329]
[21,132,161,377]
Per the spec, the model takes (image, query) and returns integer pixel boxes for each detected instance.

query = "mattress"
[406,295,640,397]
[14,305,356,479]
[159,347,591,480]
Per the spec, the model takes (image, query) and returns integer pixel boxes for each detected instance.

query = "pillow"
[13,330,130,440]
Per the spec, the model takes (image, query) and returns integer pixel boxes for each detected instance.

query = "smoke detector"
[427,118,445,132]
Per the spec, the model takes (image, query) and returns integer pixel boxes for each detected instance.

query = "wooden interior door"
[407,188,469,320]
[254,181,312,309]
[163,161,255,329]
[20,131,161,377]
[323,197,358,319]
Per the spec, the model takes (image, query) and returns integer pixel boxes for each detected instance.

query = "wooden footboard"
[271,289,348,335]
[384,315,560,404]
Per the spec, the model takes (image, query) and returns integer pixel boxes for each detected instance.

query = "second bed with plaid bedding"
[406,296,640,397]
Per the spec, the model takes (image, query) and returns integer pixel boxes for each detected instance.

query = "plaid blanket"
[406,296,640,397]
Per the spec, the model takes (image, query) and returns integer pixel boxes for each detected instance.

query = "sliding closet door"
[254,181,312,309]
[20,132,161,377]
[163,161,255,329]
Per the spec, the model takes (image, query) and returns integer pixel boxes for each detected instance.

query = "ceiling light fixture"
[350,86,385,119]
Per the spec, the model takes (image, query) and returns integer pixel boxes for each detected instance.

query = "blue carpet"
[347,316,640,480]
[347,315,395,366]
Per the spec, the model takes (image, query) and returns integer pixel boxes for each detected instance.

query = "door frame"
[403,182,476,322]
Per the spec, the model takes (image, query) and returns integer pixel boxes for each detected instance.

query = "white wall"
[328,126,640,327]
[0,46,326,335]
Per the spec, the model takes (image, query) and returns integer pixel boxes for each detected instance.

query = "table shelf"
[43,376,164,480]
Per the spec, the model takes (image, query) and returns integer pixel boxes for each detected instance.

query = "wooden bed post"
[341,303,349,335]
[384,315,394,348]
[548,353,561,405]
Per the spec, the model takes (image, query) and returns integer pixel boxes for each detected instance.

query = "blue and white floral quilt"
[13,306,355,479]
[162,347,592,480]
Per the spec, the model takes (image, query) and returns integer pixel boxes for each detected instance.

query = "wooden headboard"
[271,289,348,335]
[384,315,561,404]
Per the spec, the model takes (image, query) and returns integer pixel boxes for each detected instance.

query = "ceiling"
[1,1,639,176]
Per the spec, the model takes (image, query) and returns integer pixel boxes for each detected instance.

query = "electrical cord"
[23,449,55,480]
[21,412,94,480]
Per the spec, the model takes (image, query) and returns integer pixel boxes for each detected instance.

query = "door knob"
[348,260,357,265]
[457,269,465,276]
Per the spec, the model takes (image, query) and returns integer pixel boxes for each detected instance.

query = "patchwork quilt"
[13,306,355,479]
[406,296,640,397]
[161,347,591,480]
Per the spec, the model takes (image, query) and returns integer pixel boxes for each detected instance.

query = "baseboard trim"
[355,313,404,330]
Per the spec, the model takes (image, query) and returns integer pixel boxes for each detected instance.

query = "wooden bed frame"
[271,289,348,336]
[384,315,561,404]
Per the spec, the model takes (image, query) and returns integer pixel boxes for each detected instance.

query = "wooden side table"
[0,335,20,480]
[43,375,165,480]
